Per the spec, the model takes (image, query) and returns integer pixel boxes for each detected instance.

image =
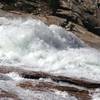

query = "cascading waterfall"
[0,17,100,81]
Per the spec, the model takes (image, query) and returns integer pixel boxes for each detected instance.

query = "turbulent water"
[0,17,100,81]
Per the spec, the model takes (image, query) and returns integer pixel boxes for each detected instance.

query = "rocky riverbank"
[0,1,100,100]
[0,0,100,49]
[1,66,100,100]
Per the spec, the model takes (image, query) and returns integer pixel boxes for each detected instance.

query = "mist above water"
[0,17,100,81]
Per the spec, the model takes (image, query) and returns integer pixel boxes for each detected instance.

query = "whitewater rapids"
[0,17,100,81]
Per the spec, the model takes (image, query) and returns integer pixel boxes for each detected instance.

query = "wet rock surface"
[0,66,100,100]
[0,1,100,100]
[0,89,20,100]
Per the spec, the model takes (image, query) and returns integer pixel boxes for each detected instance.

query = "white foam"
[6,72,23,81]
[91,89,100,100]
[54,90,77,100]
[0,17,100,81]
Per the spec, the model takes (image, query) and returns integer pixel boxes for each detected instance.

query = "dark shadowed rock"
[83,15,100,36]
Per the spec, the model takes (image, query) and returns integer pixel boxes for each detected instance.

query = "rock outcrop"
[0,0,51,14]
[0,0,99,35]
[0,66,99,100]
[0,1,100,100]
